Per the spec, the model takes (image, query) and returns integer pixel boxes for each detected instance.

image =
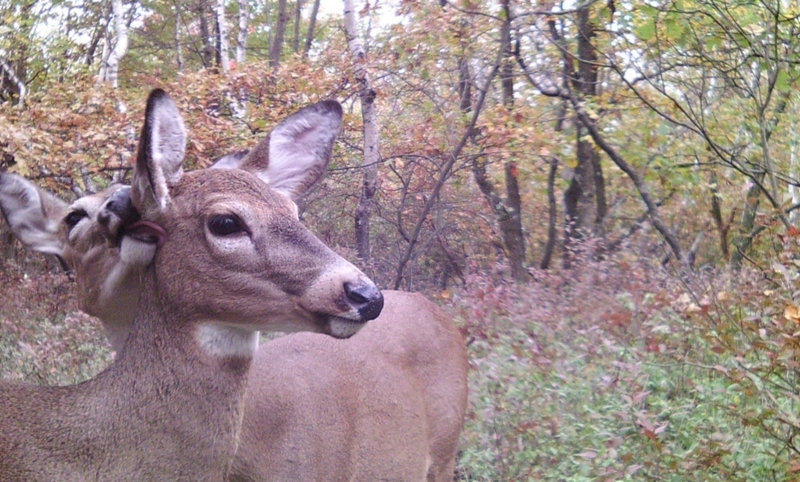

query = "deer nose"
[344,282,384,321]
[105,186,140,226]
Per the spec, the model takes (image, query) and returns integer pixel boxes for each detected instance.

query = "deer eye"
[64,210,88,229]
[208,214,246,236]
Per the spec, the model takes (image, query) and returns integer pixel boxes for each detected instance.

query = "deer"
[1,98,469,481]
[0,88,385,481]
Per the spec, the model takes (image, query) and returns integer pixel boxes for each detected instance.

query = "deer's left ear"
[0,172,68,256]
[131,89,187,217]
[236,100,343,200]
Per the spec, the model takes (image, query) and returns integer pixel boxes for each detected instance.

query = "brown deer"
[0,89,384,481]
[1,97,468,481]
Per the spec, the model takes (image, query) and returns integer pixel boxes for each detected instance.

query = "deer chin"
[323,315,368,339]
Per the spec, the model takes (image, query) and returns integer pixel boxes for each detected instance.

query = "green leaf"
[665,17,684,40]
[636,19,657,41]
[775,70,790,91]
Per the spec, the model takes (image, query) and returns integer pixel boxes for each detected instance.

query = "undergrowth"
[3,244,800,481]
[451,254,800,481]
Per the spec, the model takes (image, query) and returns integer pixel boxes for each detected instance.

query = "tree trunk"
[174,8,184,72]
[790,120,799,227]
[304,0,321,56]
[97,0,128,88]
[563,5,606,265]
[269,0,288,69]
[0,58,26,105]
[468,0,528,282]
[344,0,379,262]
[236,0,248,63]
[199,0,214,69]
[216,0,230,72]
[708,169,730,261]
[540,158,558,269]
[731,176,763,270]
[293,0,304,53]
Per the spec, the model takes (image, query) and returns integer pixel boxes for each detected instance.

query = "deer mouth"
[124,220,168,247]
[321,315,368,339]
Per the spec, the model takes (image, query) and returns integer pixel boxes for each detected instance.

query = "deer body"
[1,96,467,482]
[0,90,383,480]
[232,291,467,482]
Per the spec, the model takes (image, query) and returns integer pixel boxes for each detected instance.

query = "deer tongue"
[125,220,167,247]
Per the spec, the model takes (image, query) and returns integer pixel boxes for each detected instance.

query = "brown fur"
[1,95,468,481]
[231,291,468,482]
[0,91,381,480]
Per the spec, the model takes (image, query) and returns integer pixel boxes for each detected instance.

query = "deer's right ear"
[0,173,68,256]
[131,89,187,217]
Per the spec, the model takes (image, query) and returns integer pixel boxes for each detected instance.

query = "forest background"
[2,0,800,479]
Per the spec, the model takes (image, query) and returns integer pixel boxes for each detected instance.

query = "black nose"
[105,186,140,226]
[344,282,384,321]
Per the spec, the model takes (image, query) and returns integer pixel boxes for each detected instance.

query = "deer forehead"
[168,169,297,218]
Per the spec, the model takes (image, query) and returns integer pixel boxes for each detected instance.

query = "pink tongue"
[126,221,167,247]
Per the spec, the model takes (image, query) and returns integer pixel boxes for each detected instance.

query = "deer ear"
[0,173,68,256]
[131,89,187,216]
[237,100,342,200]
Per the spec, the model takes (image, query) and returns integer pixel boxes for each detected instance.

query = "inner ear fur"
[0,173,68,256]
[131,89,187,217]
[237,100,343,201]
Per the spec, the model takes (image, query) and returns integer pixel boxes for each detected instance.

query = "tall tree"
[97,0,129,88]
[236,0,248,63]
[557,4,607,264]
[215,0,230,72]
[303,0,321,56]
[269,0,289,69]
[470,0,528,282]
[198,0,215,68]
[293,0,304,53]
[343,0,379,262]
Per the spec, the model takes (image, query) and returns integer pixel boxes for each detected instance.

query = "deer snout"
[344,281,384,321]
[104,187,139,225]
[98,186,141,241]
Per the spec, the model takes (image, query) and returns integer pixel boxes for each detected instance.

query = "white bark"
[0,58,26,106]
[343,0,379,261]
[96,35,109,83]
[99,0,128,88]
[216,0,230,72]
[175,9,184,72]
[236,0,248,63]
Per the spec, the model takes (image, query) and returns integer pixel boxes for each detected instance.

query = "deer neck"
[0,274,254,480]
[108,278,255,473]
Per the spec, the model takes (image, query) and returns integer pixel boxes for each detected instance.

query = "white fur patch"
[328,317,366,338]
[119,237,157,265]
[196,323,259,358]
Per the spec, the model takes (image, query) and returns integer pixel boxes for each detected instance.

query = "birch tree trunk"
[0,58,26,106]
[344,0,379,262]
[216,0,229,72]
[174,9,184,72]
[97,0,128,88]
[236,0,248,63]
